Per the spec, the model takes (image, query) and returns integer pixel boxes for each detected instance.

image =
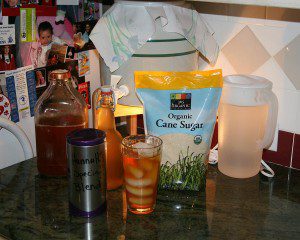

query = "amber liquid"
[123,154,160,214]
[36,115,85,176]
[95,106,123,190]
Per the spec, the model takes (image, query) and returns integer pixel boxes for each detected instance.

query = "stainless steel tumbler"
[67,128,106,217]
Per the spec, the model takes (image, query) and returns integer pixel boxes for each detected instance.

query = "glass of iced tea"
[122,135,162,214]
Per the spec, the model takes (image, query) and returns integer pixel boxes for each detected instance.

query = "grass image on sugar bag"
[158,133,208,191]
[159,146,207,191]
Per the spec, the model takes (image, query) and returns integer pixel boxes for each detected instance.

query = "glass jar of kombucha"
[93,85,123,190]
[34,69,88,176]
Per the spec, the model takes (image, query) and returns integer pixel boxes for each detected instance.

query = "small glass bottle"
[93,85,123,190]
[34,69,88,176]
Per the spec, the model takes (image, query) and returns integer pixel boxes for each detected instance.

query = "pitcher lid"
[223,75,272,89]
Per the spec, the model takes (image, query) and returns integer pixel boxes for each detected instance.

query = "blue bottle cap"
[67,128,106,146]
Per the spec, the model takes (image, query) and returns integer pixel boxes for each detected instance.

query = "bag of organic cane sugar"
[135,70,222,191]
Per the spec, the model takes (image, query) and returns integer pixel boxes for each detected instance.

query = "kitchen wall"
[193,2,300,169]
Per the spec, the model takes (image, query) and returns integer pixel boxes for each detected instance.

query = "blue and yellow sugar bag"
[135,70,222,191]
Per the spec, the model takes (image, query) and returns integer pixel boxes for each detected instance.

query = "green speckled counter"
[0,158,299,240]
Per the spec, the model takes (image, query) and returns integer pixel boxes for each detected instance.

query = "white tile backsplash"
[201,13,300,134]
[274,34,300,90]
[203,51,237,75]
[296,106,300,135]
[253,58,296,90]
[263,18,300,28]
[227,15,267,26]
[201,14,245,48]
[272,88,300,133]
[249,24,300,56]
[200,13,228,24]
[222,26,271,74]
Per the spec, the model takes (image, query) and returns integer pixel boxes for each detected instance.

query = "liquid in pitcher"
[218,103,268,178]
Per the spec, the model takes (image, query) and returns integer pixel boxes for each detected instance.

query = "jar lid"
[49,69,71,80]
[67,128,106,146]
[100,85,112,94]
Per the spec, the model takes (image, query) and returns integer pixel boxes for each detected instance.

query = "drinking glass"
[122,135,162,214]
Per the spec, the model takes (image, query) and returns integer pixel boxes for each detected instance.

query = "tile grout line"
[289,133,295,168]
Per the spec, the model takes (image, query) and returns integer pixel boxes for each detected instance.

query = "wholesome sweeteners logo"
[170,93,191,110]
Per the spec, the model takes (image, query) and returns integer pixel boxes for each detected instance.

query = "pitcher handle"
[261,90,278,149]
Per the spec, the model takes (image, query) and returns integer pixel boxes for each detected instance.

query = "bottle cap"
[100,85,113,95]
[49,69,71,80]
[67,128,106,146]
[100,85,112,93]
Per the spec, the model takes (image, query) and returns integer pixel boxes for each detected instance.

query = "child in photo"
[0,45,16,71]
[68,64,79,89]
[4,0,20,8]
[82,22,92,43]
[66,46,75,59]
[47,53,59,66]
[84,2,95,21]
[73,21,96,51]
[35,70,46,88]
[36,21,65,68]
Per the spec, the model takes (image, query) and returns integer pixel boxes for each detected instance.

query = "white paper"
[57,0,79,5]
[5,66,36,122]
[20,8,36,43]
[0,25,15,45]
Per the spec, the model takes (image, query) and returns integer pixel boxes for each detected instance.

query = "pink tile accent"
[211,122,218,149]
[222,26,271,74]
[274,34,300,90]
[263,131,294,167]
[291,134,300,169]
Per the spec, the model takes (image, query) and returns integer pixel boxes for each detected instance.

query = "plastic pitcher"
[218,75,278,178]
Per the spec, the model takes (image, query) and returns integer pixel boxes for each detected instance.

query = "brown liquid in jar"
[36,115,85,176]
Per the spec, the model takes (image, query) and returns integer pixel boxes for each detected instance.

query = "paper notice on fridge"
[5,66,37,123]
[0,25,15,45]
[20,8,36,43]
[78,51,90,77]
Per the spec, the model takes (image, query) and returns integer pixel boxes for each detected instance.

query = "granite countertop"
[0,158,299,240]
